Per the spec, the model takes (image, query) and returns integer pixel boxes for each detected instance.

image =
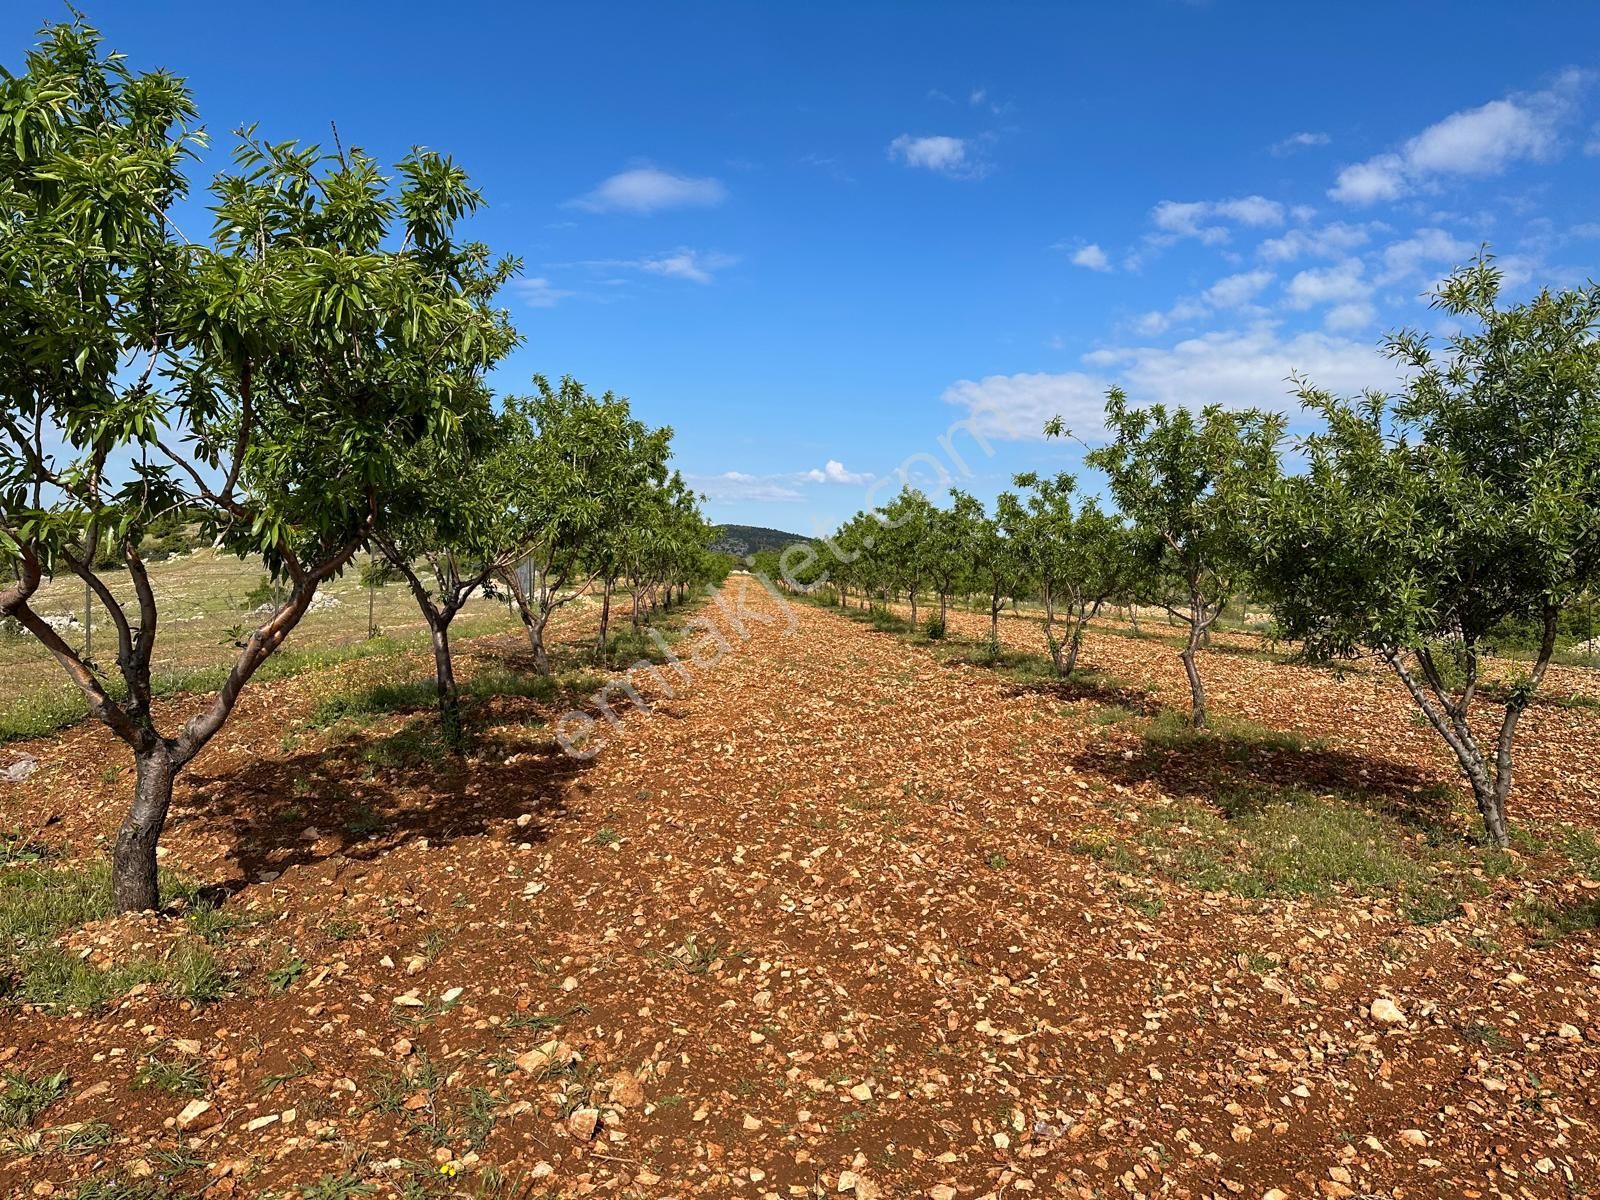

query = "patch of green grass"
[593,827,621,847]
[134,1053,207,1096]
[345,805,386,837]
[0,1067,68,1129]
[1,637,422,747]
[185,900,249,945]
[985,851,1009,870]
[1141,709,1323,756]
[53,1119,115,1156]
[1463,1022,1516,1052]
[1514,896,1600,947]
[0,861,228,1010]
[1562,829,1600,879]
[0,830,48,865]
[65,1177,192,1200]
[361,724,451,770]
[300,1173,376,1200]
[309,679,438,728]
[1093,786,1483,918]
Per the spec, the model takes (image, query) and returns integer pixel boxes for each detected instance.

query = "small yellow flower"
[439,1161,459,1177]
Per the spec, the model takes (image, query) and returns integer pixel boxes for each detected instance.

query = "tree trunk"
[596,579,613,661]
[1180,611,1207,728]
[112,746,177,912]
[909,589,918,628]
[989,591,1001,648]
[430,618,463,749]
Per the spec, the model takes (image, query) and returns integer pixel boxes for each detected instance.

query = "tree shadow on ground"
[180,689,603,897]
[1073,715,1458,832]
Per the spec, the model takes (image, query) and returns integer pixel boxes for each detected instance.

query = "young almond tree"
[926,490,983,634]
[1014,471,1129,675]
[877,488,935,627]
[961,490,1028,649]
[0,22,509,910]
[1060,391,1281,728]
[373,400,519,749]
[493,378,626,674]
[1261,258,1600,846]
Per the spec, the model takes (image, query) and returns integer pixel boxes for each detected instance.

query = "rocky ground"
[2,578,1598,1199]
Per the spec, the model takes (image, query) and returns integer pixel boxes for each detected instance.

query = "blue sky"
[8,2,1599,534]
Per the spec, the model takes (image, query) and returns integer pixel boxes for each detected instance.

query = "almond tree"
[1014,471,1129,675]
[493,378,626,674]
[964,490,1028,649]
[0,22,507,910]
[1061,391,1281,727]
[877,488,935,627]
[372,401,518,748]
[1261,257,1600,846]
[926,490,983,634]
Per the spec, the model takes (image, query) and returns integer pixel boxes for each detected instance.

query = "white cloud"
[1150,195,1285,244]
[941,371,1108,440]
[1330,71,1586,204]
[1272,131,1331,155]
[804,459,872,485]
[944,323,1407,441]
[1203,270,1274,309]
[514,277,573,308]
[888,134,985,178]
[1070,243,1112,271]
[1323,302,1377,332]
[692,471,803,504]
[635,249,737,285]
[1375,227,1475,285]
[1284,258,1371,310]
[1129,271,1273,338]
[1258,221,1381,262]
[1091,325,1401,415]
[571,167,727,214]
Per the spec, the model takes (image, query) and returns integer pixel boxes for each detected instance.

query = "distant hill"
[712,524,809,559]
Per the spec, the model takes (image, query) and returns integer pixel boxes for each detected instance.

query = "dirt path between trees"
[4,578,1599,1198]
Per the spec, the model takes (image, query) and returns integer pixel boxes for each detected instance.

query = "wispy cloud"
[514,277,574,308]
[635,249,737,285]
[1149,195,1285,244]
[1271,131,1331,155]
[570,166,727,214]
[691,472,804,504]
[887,134,988,178]
[1330,70,1587,204]
[693,459,873,503]
[565,249,737,286]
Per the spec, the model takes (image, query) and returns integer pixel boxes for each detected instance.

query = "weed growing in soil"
[133,1055,206,1096]
[0,1067,68,1129]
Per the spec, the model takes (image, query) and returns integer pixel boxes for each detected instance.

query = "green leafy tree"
[877,488,935,627]
[1261,257,1600,846]
[1014,471,1128,675]
[373,403,518,748]
[493,378,625,673]
[0,22,507,910]
[962,490,1027,649]
[1061,390,1282,727]
[926,490,983,633]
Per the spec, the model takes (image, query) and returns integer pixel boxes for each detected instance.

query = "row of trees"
[0,21,721,910]
[767,258,1600,849]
